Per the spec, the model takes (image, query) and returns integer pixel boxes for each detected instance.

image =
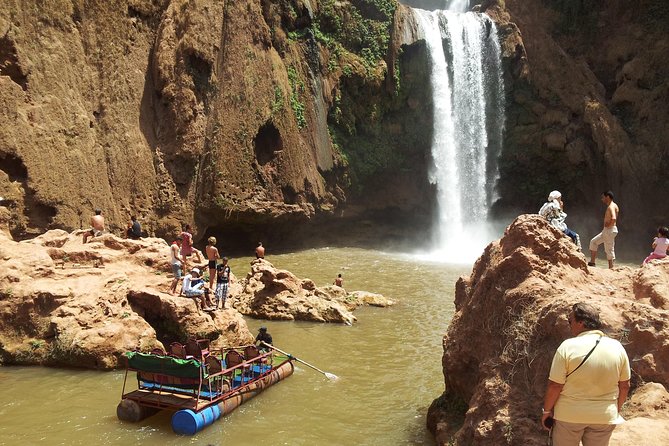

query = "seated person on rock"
[538,190,581,249]
[126,215,142,239]
[83,209,105,244]
[181,267,214,310]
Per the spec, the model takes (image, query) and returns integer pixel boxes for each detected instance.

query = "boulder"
[427,214,669,445]
[231,259,393,324]
[610,383,669,446]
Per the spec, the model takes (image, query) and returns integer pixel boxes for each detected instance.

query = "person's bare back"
[205,244,219,261]
[83,209,105,243]
[91,214,105,231]
[255,242,265,259]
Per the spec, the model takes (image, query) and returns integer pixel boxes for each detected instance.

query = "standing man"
[169,236,183,295]
[541,302,630,446]
[589,191,619,269]
[215,257,232,310]
[83,209,105,243]
[205,236,220,290]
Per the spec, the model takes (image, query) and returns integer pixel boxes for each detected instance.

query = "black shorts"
[208,260,216,269]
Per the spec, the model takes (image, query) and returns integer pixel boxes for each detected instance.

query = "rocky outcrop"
[0,218,253,370]
[427,214,669,445]
[230,259,394,324]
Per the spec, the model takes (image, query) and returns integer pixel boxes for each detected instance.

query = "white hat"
[191,267,200,275]
[548,190,562,201]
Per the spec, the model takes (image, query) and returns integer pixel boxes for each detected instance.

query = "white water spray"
[413,6,505,263]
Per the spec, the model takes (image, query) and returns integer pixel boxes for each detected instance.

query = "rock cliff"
[479,0,669,241]
[3,1,665,249]
[0,0,435,248]
[427,214,669,445]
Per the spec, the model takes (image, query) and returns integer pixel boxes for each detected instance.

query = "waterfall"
[413,6,504,263]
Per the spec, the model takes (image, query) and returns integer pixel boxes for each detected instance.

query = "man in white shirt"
[181,268,214,311]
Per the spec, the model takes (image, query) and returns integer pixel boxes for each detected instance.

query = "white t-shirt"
[549,330,630,424]
[182,274,192,291]
[170,243,181,265]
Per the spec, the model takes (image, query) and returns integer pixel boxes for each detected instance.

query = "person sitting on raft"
[538,190,581,249]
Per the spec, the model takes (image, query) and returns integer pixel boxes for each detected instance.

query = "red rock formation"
[427,214,669,445]
[0,1,432,247]
[0,215,253,369]
[231,258,394,324]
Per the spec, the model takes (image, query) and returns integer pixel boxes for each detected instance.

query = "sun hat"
[191,267,200,275]
[548,190,562,201]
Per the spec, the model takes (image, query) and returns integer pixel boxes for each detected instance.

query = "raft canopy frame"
[119,345,291,413]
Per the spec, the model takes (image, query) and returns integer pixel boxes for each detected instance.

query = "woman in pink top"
[643,226,669,264]
[180,224,203,268]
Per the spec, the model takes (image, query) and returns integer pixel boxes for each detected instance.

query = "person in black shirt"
[126,216,142,239]
[255,327,273,351]
[215,257,231,310]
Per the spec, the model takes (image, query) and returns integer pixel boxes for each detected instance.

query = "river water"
[0,247,470,445]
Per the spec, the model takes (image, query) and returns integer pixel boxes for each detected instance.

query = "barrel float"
[171,361,294,435]
[116,399,160,422]
[172,405,221,435]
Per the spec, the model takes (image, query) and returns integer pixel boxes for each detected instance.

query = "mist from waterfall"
[413,6,505,263]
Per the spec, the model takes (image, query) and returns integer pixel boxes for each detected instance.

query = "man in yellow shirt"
[542,302,630,445]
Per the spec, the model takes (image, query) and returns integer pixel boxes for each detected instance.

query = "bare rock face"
[0,218,253,370]
[480,0,669,236]
[427,214,669,445]
[230,259,393,324]
[0,1,431,248]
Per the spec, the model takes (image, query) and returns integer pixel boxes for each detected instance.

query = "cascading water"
[413,3,504,263]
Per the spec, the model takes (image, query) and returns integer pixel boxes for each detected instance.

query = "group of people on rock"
[169,226,233,311]
[538,190,668,267]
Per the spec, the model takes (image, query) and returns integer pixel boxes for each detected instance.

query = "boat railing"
[121,345,288,411]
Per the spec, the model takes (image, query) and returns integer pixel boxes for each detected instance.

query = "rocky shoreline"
[0,207,392,369]
[427,215,669,445]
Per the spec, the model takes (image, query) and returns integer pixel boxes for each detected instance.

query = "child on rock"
[643,226,669,264]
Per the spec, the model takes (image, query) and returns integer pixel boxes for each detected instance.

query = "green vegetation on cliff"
[281,0,412,194]
[318,0,396,69]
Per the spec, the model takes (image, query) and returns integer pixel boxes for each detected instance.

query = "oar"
[261,342,339,381]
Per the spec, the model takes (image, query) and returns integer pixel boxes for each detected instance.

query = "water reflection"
[0,248,470,445]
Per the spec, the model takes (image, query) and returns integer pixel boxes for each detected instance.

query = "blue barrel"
[171,405,221,435]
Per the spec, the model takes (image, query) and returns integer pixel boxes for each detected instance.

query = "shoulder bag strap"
[566,335,603,378]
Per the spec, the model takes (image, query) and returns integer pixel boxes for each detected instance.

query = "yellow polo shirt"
[549,330,631,424]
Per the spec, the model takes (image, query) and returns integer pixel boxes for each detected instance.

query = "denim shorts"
[171,263,182,279]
